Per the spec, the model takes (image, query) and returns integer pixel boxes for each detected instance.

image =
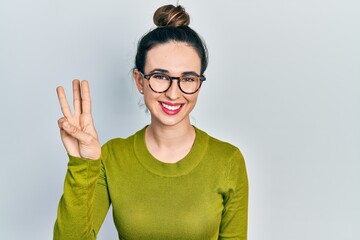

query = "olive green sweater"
[54,126,248,239]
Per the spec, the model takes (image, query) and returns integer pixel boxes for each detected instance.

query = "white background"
[0,0,359,239]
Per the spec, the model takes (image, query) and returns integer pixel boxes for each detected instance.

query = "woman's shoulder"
[101,126,146,152]
[195,127,241,153]
[195,127,246,174]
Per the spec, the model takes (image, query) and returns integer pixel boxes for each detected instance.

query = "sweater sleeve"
[53,145,111,240]
[219,149,249,240]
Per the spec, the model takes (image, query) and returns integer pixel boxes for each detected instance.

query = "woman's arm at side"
[219,149,249,240]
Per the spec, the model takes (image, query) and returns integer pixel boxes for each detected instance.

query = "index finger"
[56,86,73,118]
[81,80,92,114]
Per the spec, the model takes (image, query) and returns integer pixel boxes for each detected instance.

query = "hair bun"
[153,5,190,27]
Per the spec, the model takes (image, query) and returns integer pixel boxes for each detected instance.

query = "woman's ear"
[133,69,144,93]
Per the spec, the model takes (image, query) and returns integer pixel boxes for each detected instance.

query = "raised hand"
[56,80,101,160]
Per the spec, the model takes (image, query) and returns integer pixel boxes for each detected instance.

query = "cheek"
[187,92,199,102]
[143,91,161,106]
[185,95,199,107]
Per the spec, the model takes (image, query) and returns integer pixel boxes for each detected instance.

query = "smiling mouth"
[161,102,182,110]
[160,102,184,114]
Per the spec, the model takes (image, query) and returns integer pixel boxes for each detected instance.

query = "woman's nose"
[165,80,181,100]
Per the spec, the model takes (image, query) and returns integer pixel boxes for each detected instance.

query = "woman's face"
[134,41,202,128]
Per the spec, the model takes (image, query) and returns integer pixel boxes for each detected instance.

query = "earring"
[140,90,144,94]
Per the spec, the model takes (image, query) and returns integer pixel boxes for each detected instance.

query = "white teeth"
[162,103,181,111]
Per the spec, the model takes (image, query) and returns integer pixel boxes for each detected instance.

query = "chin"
[152,113,190,128]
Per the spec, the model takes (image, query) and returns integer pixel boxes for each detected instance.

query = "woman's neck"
[145,121,196,163]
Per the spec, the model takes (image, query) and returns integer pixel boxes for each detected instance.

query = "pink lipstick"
[159,101,183,115]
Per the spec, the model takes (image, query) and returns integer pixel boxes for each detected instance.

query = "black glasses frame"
[139,71,206,94]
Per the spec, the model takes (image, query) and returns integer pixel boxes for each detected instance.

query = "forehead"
[145,41,201,74]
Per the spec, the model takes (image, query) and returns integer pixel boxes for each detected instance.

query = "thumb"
[61,121,94,144]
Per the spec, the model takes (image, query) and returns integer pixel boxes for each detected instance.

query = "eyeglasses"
[139,71,206,94]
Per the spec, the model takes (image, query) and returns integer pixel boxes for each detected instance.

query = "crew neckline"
[133,126,209,177]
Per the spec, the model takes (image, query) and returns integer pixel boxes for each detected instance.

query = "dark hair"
[135,5,208,74]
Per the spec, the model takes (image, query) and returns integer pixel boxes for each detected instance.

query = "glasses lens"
[146,73,203,94]
[179,75,201,94]
[149,73,171,92]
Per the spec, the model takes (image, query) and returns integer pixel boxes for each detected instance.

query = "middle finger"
[73,79,82,115]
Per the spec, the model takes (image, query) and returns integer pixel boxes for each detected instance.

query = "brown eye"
[152,73,168,80]
[181,75,197,82]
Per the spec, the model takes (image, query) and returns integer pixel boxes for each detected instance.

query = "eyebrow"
[149,68,169,74]
[148,68,200,76]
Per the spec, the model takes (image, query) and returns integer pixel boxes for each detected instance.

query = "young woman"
[54,4,248,240]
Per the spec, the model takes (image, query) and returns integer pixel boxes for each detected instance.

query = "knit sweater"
[54,126,248,239]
